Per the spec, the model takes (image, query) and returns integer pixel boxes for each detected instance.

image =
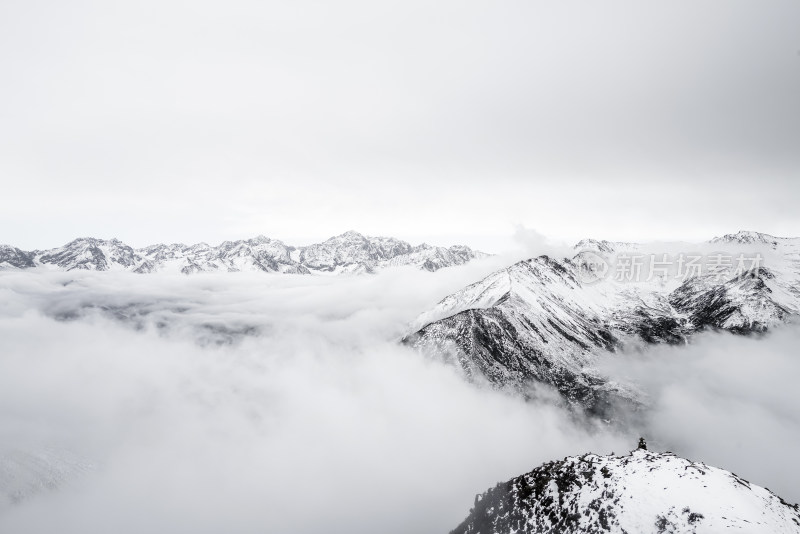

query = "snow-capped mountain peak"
[573,239,640,254]
[0,246,36,269]
[1,233,486,275]
[710,230,783,247]
[405,231,800,415]
[451,448,800,534]
[35,237,139,272]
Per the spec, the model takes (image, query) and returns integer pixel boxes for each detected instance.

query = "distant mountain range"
[0,231,487,274]
[451,446,800,534]
[404,231,800,417]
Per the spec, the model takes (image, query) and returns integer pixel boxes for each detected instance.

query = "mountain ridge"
[450,447,800,534]
[0,231,487,275]
[404,231,800,416]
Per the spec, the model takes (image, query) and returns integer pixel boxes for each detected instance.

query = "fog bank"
[603,325,800,503]
[0,266,627,533]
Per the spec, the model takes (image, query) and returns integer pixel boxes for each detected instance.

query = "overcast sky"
[1,0,798,251]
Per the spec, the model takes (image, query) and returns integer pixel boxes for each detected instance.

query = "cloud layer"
[2,254,798,532]
[0,266,627,533]
[602,325,800,503]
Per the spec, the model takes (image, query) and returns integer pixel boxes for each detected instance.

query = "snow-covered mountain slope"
[404,231,800,415]
[0,246,35,269]
[297,231,481,274]
[405,256,639,416]
[711,230,788,247]
[1,232,486,275]
[450,448,800,534]
[36,238,139,272]
[133,236,309,275]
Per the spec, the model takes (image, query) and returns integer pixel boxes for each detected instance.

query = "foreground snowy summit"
[451,448,800,534]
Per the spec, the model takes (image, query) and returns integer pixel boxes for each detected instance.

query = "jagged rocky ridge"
[450,448,800,534]
[0,231,485,274]
[404,231,800,416]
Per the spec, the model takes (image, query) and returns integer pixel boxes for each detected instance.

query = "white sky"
[1,0,799,252]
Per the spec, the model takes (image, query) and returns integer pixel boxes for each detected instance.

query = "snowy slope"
[135,236,309,274]
[299,231,412,274]
[35,238,139,272]
[405,256,640,416]
[1,232,486,274]
[451,448,800,534]
[711,230,788,247]
[0,246,35,269]
[298,231,483,274]
[405,231,800,414]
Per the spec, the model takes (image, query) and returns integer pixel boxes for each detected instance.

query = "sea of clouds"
[604,325,800,504]
[1,250,798,533]
[0,260,627,534]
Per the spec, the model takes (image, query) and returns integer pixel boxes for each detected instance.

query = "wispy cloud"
[602,324,800,503]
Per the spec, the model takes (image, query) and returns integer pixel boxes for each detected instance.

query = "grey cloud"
[601,325,800,503]
[0,266,629,533]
